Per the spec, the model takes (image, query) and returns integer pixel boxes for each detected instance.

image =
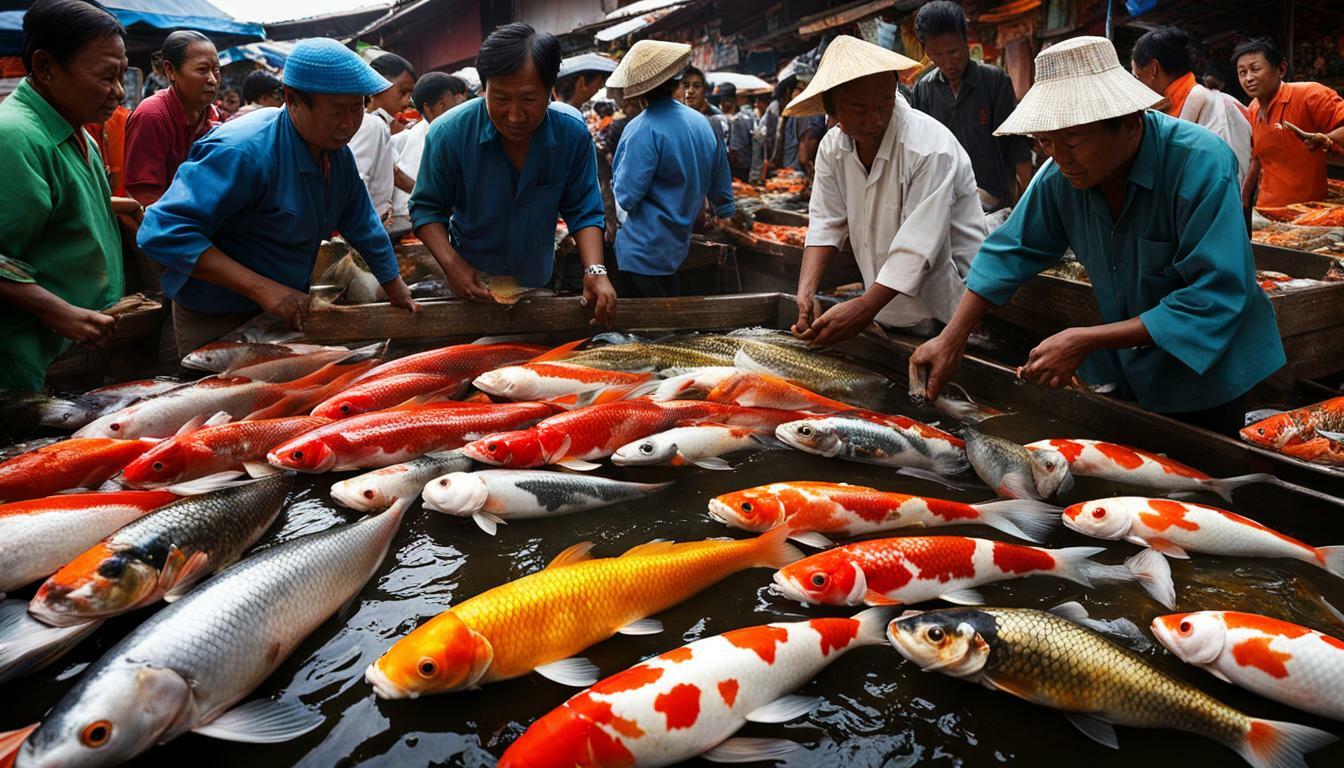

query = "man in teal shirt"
[911,36,1284,434]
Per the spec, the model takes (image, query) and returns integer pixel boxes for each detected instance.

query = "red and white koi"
[473,363,653,407]
[120,415,331,487]
[346,341,546,386]
[773,535,1173,608]
[498,608,895,767]
[0,438,154,502]
[1026,439,1274,502]
[649,367,739,401]
[1063,496,1344,575]
[1152,611,1344,721]
[611,424,779,470]
[309,373,463,419]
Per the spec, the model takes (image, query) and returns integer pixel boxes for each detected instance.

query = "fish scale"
[122,416,331,486]
[775,416,968,475]
[0,438,153,503]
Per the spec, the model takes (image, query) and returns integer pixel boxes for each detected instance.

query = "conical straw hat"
[783,36,919,117]
[607,40,692,99]
[995,36,1162,135]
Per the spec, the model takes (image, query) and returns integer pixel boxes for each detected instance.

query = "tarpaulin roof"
[0,0,263,56]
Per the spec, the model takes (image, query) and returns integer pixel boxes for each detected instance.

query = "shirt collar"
[13,77,76,145]
[281,107,324,177]
[371,107,394,125]
[1126,112,1159,191]
[935,59,978,89]
[836,98,904,163]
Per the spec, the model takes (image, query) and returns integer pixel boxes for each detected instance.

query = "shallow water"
[5,343,1344,768]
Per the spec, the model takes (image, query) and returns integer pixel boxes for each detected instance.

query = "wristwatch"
[584,264,609,277]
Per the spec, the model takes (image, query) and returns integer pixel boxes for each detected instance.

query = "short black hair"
[22,0,125,73]
[155,30,212,75]
[1232,37,1285,68]
[370,52,417,82]
[242,69,282,103]
[476,23,561,91]
[644,74,682,101]
[683,66,706,84]
[915,0,967,43]
[412,72,466,113]
[1132,26,1192,75]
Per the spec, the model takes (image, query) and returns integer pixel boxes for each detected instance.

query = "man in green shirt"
[0,0,130,390]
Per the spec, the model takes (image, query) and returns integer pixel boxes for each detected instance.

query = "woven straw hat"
[783,36,918,117]
[995,36,1162,135]
[607,40,692,99]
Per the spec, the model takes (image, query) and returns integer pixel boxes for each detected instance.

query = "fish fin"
[527,338,588,363]
[1200,473,1276,504]
[852,606,901,644]
[0,601,28,643]
[1047,601,1090,622]
[1314,545,1344,579]
[1322,597,1344,625]
[95,477,125,492]
[1125,549,1176,609]
[863,590,901,606]
[1317,429,1344,443]
[0,724,38,766]
[1048,602,1149,649]
[970,499,1062,544]
[702,737,801,764]
[745,694,821,724]
[788,531,835,549]
[1046,546,1108,588]
[1144,538,1190,559]
[1237,717,1338,768]
[338,340,388,364]
[1207,666,1234,684]
[192,699,323,744]
[616,618,663,636]
[693,457,734,471]
[938,588,985,606]
[162,471,246,496]
[731,348,790,380]
[1065,713,1119,750]
[534,657,599,687]
[994,470,1042,501]
[540,434,572,466]
[546,542,595,569]
[472,512,505,536]
[159,547,211,601]
[0,612,101,685]
[242,461,282,478]
[934,390,1006,424]
[174,410,231,437]
[555,458,601,471]
[620,539,675,558]
[755,526,805,569]
[396,384,468,409]
[892,466,970,491]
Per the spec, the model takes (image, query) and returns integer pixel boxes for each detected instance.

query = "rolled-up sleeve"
[804,143,847,248]
[338,162,399,284]
[409,121,459,230]
[874,149,958,296]
[965,164,1070,304]
[0,139,50,284]
[559,129,605,233]
[136,144,258,299]
[1138,150,1257,375]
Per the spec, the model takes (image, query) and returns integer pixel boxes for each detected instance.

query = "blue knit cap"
[283,38,391,95]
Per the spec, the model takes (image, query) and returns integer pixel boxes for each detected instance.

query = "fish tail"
[1123,549,1176,609]
[1201,473,1276,503]
[970,499,1061,543]
[851,605,900,646]
[0,723,38,768]
[1237,718,1337,768]
[753,526,805,569]
[1315,545,1344,579]
[1050,546,1109,587]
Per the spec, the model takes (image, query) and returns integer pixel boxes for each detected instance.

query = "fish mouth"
[770,572,812,605]
[706,499,746,528]
[365,662,416,700]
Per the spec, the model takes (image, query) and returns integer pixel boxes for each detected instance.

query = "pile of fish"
[0,327,1342,768]
[1242,396,1344,467]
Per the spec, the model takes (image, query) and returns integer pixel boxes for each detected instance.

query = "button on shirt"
[1250,81,1344,206]
[967,111,1284,413]
[806,96,985,328]
[349,108,396,219]
[612,97,736,276]
[410,99,605,288]
[137,106,399,314]
[911,60,1031,205]
[123,87,218,206]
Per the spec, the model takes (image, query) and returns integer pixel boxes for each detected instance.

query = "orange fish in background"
[0,438,153,502]
[1241,397,1344,466]
[364,528,803,699]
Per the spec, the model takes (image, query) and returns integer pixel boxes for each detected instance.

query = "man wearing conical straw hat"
[606,40,735,297]
[785,35,985,345]
[911,36,1284,433]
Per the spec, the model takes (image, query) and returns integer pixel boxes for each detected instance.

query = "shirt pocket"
[1135,236,1184,310]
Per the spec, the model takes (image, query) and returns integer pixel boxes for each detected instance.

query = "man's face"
[574,72,607,105]
[372,70,415,114]
[288,91,366,150]
[832,72,897,143]
[683,74,707,110]
[1236,52,1284,100]
[923,32,969,83]
[1130,58,1162,93]
[34,34,127,125]
[483,55,548,145]
[1035,117,1140,189]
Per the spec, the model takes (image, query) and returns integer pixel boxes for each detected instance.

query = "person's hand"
[583,273,617,328]
[256,282,312,330]
[803,295,881,347]
[442,258,494,302]
[909,330,968,403]
[1302,132,1334,152]
[790,290,824,339]
[382,277,421,314]
[1019,327,1095,389]
[110,197,144,224]
[42,302,117,350]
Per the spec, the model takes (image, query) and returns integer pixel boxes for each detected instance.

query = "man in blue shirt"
[910,36,1284,434]
[607,40,735,298]
[138,38,417,355]
[410,23,615,326]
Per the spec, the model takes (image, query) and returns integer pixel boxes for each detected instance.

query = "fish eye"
[486,443,499,453]
[809,572,827,587]
[438,478,449,486]
[363,490,375,499]
[152,461,164,472]
[1255,428,1265,436]
[340,404,352,414]
[97,556,126,579]
[1178,620,1192,635]
[417,657,438,678]
[926,627,945,643]
[1044,460,1056,470]
[740,502,753,513]
[109,423,120,432]
[1091,507,1106,519]
[638,443,654,454]
[292,450,304,460]
[799,426,814,437]
[81,720,113,748]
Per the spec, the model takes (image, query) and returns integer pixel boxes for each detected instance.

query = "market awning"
[0,0,263,57]
[218,40,296,68]
[575,0,692,44]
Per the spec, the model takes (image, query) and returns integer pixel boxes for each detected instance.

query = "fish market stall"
[4,293,1344,768]
[45,293,165,392]
[716,209,862,294]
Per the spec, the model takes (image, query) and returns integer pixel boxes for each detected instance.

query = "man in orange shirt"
[1236,37,1344,207]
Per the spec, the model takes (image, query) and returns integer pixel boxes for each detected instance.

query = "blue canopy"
[0,0,263,56]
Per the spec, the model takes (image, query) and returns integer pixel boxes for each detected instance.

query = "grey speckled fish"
[421,469,672,534]
[964,428,1071,500]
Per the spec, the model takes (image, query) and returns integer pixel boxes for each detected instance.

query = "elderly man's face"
[288,90,366,150]
[831,72,897,143]
[1035,116,1142,189]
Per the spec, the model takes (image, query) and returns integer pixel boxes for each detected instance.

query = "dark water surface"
[5,347,1344,768]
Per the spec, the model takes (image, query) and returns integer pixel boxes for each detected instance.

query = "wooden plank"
[755,208,809,227]
[1252,242,1340,280]
[799,0,893,34]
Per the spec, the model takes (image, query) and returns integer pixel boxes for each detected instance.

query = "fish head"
[1027,448,1074,498]
[461,431,543,467]
[366,612,494,698]
[707,488,785,531]
[886,610,992,679]
[1150,612,1226,666]
[330,472,401,512]
[72,409,135,440]
[1061,500,1131,541]
[37,399,97,430]
[421,472,488,515]
[497,694,619,768]
[266,437,337,474]
[311,393,374,420]
[1239,413,1302,449]
[19,663,194,768]
[471,368,532,400]
[610,435,677,466]
[775,419,842,457]
[30,546,161,624]
[120,442,192,486]
[773,555,867,606]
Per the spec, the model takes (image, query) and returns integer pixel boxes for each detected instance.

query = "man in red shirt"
[1236,37,1344,207]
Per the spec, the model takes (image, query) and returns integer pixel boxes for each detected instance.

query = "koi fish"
[1241,397,1344,466]
[364,529,803,698]
[706,370,863,412]
[225,340,385,382]
[421,470,671,534]
[309,373,464,420]
[773,536,1173,608]
[0,438,154,502]
[473,363,653,407]
[1153,610,1344,721]
[967,429,1072,500]
[1063,496,1344,575]
[346,341,546,387]
[499,607,896,767]
[650,367,739,401]
[34,379,188,431]
[611,424,781,471]
[120,416,330,487]
[707,481,1060,544]
[329,450,474,512]
[888,606,1336,766]
[1025,439,1275,503]
[180,339,347,373]
[774,416,969,477]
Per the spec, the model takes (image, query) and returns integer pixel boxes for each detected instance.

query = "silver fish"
[964,428,1072,500]
[0,600,101,684]
[775,416,969,476]
[421,469,671,535]
[329,450,474,512]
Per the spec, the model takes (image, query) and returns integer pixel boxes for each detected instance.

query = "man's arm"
[793,139,847,339]
[337,156,418,313]
[393,164,415,194]
[409,121,491,301]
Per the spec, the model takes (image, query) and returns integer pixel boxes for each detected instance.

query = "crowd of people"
[2,0,1344,434]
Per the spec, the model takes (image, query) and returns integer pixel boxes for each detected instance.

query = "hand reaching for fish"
[380,276,420,315]
[1019,327,1094,389]
[441,254,494,302]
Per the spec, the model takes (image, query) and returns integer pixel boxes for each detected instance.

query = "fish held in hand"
[0,438,154,503]
[775,416,969,477]
[967,429,1072,500]
[121,416,330,487]
[422,470,671,534]
[887,606,1336,766]
[330,450,473,512]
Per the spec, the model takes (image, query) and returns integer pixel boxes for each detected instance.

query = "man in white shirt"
[349,53,416,226]
[786,36,985,345]
[388,73,469,234]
